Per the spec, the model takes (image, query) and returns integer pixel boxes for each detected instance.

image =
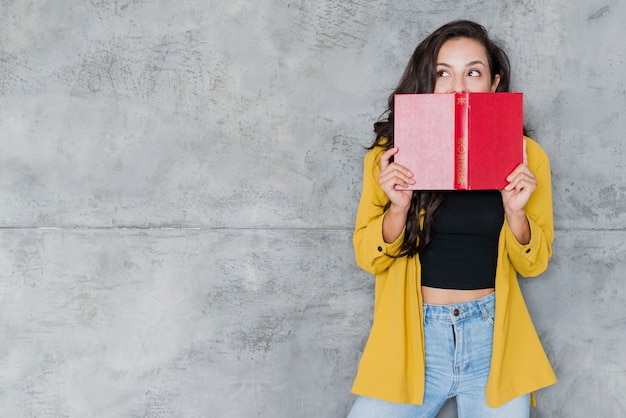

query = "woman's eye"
[437,70,449,77]
[468,69,481,77]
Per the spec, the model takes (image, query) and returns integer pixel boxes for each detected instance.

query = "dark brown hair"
[371,20,512,257]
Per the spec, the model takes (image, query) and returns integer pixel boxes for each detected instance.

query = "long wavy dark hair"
[370,20,512,257]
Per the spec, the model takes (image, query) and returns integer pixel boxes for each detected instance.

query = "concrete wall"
[0,0,623,416]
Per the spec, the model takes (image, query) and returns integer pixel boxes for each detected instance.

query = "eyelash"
[436,69,482,77]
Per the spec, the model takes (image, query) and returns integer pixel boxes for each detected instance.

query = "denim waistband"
[423,292,495,323]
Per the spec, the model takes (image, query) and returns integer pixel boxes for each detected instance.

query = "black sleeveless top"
[419,191,504,290]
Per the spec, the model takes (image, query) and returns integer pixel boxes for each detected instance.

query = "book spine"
[454,93,469,189]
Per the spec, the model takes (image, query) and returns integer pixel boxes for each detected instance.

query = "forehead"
[437,37,489,62]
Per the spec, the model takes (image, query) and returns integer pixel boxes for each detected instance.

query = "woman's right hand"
[377,147,415,211]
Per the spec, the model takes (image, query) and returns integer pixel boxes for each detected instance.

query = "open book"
[394,92,523,190]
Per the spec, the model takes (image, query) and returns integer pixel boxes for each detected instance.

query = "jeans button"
[453,309,460,316]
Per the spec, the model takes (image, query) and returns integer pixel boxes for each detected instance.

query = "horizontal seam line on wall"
[0,227,622,232]
[0,226,355,232]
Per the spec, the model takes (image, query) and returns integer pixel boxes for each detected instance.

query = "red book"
[394,92,523,190]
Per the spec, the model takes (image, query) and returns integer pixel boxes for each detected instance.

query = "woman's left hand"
[501,139,535,244]
[501,139,536,214]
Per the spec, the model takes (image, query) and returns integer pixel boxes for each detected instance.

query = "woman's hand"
[501,140,535,244]
[378,147,415,243]
[378,147,415,210]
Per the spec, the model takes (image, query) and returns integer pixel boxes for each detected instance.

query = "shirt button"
[453,309,460,316]
[377,246,383,252]
[525,248,531,253]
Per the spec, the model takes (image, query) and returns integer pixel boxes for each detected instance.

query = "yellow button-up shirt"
[351,137,557,407]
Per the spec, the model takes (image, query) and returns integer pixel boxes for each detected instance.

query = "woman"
[348,20,556,417]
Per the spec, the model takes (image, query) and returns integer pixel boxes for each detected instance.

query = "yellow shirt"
[351,137,557,407]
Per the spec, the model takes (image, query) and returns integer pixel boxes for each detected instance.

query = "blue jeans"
[348,293,530,418]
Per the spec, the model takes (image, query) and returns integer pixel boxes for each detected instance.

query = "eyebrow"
[436,60,487,67]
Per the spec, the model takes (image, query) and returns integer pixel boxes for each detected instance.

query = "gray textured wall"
[0,1,624,417]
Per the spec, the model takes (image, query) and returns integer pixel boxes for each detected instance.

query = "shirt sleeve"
[503,138,554,277]
[353,147,406,275]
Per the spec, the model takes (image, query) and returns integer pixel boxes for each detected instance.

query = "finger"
[379,147,398,172]
[505,171,536,192]
[506,160,535,183]
[501,161,535,189]
[523,138,528,167]
[506,164,525,183]
[379,168,415,189]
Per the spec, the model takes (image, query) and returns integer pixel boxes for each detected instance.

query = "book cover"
[394,92,523,190]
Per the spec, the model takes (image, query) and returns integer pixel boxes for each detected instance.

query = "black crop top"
[419,191,504,290]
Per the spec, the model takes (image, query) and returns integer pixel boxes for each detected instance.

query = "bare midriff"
[421,286,495,305]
